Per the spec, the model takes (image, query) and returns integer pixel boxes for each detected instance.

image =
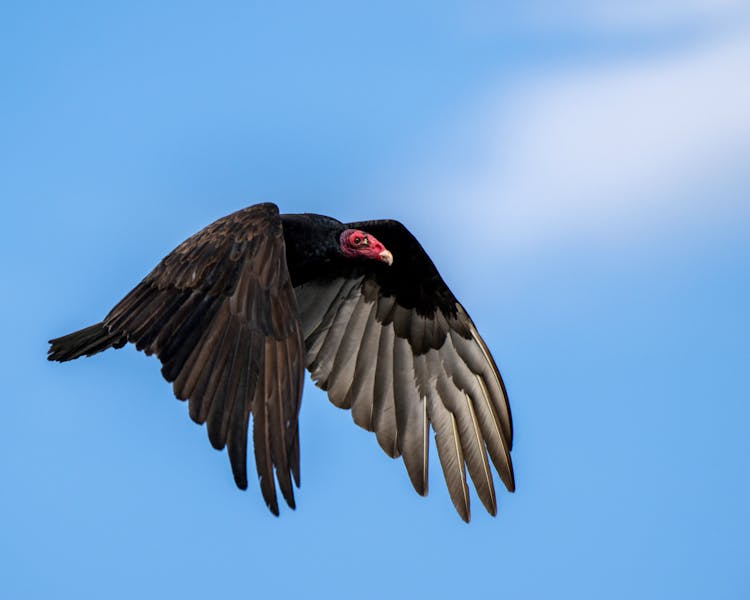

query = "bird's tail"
[47,322,128,362]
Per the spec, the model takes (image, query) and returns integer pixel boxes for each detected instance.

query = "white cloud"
[462,0,750,39]
[397,28,750,252]
[570,0,750,31]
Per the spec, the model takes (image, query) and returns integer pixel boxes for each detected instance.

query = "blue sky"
[2,2,749,599]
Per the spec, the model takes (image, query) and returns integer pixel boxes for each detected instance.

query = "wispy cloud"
[461,0,750,40]
[395,26,750,253]
[567,0,750,31]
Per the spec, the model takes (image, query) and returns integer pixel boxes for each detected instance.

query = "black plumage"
[48,202,514,521]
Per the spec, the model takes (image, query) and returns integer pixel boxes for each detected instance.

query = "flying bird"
[48,203,514,521]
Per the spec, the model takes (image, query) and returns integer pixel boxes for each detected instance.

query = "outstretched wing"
[104,203,304,515]
[295,220,513,522]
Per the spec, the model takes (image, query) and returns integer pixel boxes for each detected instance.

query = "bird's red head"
[339,229,393,265]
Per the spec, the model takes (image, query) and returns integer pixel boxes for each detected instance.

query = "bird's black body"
[280,213,346,285]
[49,203,514,521]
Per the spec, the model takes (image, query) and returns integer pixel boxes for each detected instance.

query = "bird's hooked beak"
[379,249,394,266]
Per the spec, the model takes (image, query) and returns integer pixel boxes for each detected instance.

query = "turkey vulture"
[48,203,514,521]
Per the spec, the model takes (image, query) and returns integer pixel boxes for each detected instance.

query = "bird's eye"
[353,236,361,245]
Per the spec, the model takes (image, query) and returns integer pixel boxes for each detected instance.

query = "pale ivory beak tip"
[379,250,394,266]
